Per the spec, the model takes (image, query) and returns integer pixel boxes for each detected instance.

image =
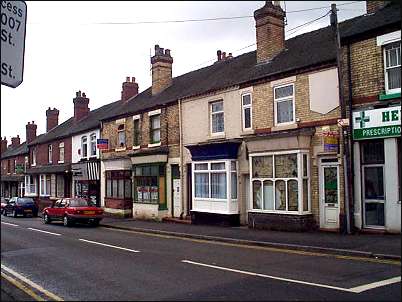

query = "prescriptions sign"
[1,0,27,88]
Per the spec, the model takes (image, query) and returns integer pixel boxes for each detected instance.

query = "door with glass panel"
[361,140,385,228]
[319,158,339,229]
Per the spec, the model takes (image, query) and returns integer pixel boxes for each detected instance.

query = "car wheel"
[90,220,100,227]
[12,210,17,218]
[63,215,73,227]
[43,213,51,224]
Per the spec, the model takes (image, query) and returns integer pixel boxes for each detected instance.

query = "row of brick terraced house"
[1,1,400,233]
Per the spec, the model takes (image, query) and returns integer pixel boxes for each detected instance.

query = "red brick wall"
[104,198,132,210]
[1,154,26,175]
[30,138,72,166]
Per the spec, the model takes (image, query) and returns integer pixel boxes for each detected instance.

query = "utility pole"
[331,3,352,234]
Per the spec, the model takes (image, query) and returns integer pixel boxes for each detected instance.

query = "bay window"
[250,151,310,214]
[274,84,295,125]
[384,41,401,94]
[39,174,51,196]
[192,160,238,214]
[25,175,37,195]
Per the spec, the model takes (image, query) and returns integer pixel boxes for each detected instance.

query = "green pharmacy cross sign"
[353,106,401,140]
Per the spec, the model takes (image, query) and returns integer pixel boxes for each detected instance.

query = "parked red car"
[43,198,103,227]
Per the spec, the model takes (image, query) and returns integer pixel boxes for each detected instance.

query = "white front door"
[319,159,340,229]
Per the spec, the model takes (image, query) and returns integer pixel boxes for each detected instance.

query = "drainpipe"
[331,3,351,234]
[347,43,355,233]
[178,99,185,219]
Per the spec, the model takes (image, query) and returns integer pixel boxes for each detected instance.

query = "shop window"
[384,41,401,94]
[210,100,224,134]
[149,115,160,144]
[274,83,295,125]
[231,161,237,199]
[90,133,97,156]
[106,170,131,199]
[134,164,165,208]
[251,152,309,213]
[81,136,88,158]
[242,93,252,130]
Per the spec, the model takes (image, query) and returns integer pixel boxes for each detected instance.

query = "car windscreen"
[69,199,94,207]
[17,198,35,205]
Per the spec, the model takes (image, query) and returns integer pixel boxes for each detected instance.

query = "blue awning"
[185,140,241,161]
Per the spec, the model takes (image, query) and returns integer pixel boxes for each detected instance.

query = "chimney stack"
[11,135,20,148]
[366,1,387,14]
[26,121,37,144]
[73,91,90,121]
[121,76,139,102]
[151,45,173,95]
[1,137,7,154]
[254,1,286,63]
[46,107,59,132]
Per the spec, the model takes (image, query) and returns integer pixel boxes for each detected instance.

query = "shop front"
[72,160,100,206]
[130,147,169,220]
[1,175,24,198]
[352,105,401,233]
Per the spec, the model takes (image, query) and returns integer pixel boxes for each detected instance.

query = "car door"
[58,199,68,219]
[48,199,62,220]
[6,198,16,215]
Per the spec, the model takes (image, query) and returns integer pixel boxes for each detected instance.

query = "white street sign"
[1,0,27,88]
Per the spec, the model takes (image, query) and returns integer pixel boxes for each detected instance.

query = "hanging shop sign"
[353,106,401,140]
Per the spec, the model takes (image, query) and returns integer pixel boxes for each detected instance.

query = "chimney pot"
[165,49,171,56]
[131,77,135,82]
[217,50,222,61]
[126,76,130,82]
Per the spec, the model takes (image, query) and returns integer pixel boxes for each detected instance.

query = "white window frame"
[39,174,51,197]
[81,136,88,158]
[24,156,28,172]
[117,124,126,148]
[25,175,37,196]
[274,83,296,126]
[13,159,17,173]
[90,133,97,157]
[249,150,310,215]
[58,142,64,163]
[48,144,52,164]
[210,100,225,135]
[148,114,161,147]
[32,148,36,166]
[242,93,253,131]
[383,41,401,95]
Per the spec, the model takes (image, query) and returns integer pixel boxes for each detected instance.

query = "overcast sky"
[1,1,366,143]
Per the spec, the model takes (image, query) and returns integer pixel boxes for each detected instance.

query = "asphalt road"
[1,216,401,301]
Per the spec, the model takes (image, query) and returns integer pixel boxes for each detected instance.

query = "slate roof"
[104,2,400,121]
[28,100,122,146]
[24,2,400,144]
[1,142,28,159]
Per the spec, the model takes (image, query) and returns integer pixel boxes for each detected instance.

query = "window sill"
[115,147,127,152]
[58,161,64,164]
[248,210,311,215]
[132,145,141,150]
[133,201,159,205]
[148,142,161,148]
[208,133,226,140]
[379,91,401,101]
[241,129,254,135]
[271,123,298,132]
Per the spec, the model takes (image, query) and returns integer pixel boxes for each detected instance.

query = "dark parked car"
[2,197,38,217]
[43,198,103,227]
[1,197,10,214]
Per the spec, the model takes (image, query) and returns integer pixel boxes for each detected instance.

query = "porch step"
[162,217,192,225]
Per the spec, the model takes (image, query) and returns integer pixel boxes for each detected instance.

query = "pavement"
[99,217,402,260]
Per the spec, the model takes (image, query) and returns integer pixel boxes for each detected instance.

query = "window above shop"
[384,41,401,95]
[274,84,295,125]
[242,93,252,131]
[210,100,224,135]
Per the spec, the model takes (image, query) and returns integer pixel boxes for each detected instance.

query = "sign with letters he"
[353,106,401,140]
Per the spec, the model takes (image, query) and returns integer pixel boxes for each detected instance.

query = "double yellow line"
[1,264,63,301]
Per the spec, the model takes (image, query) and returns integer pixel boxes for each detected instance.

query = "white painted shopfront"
[353,105,401,233]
